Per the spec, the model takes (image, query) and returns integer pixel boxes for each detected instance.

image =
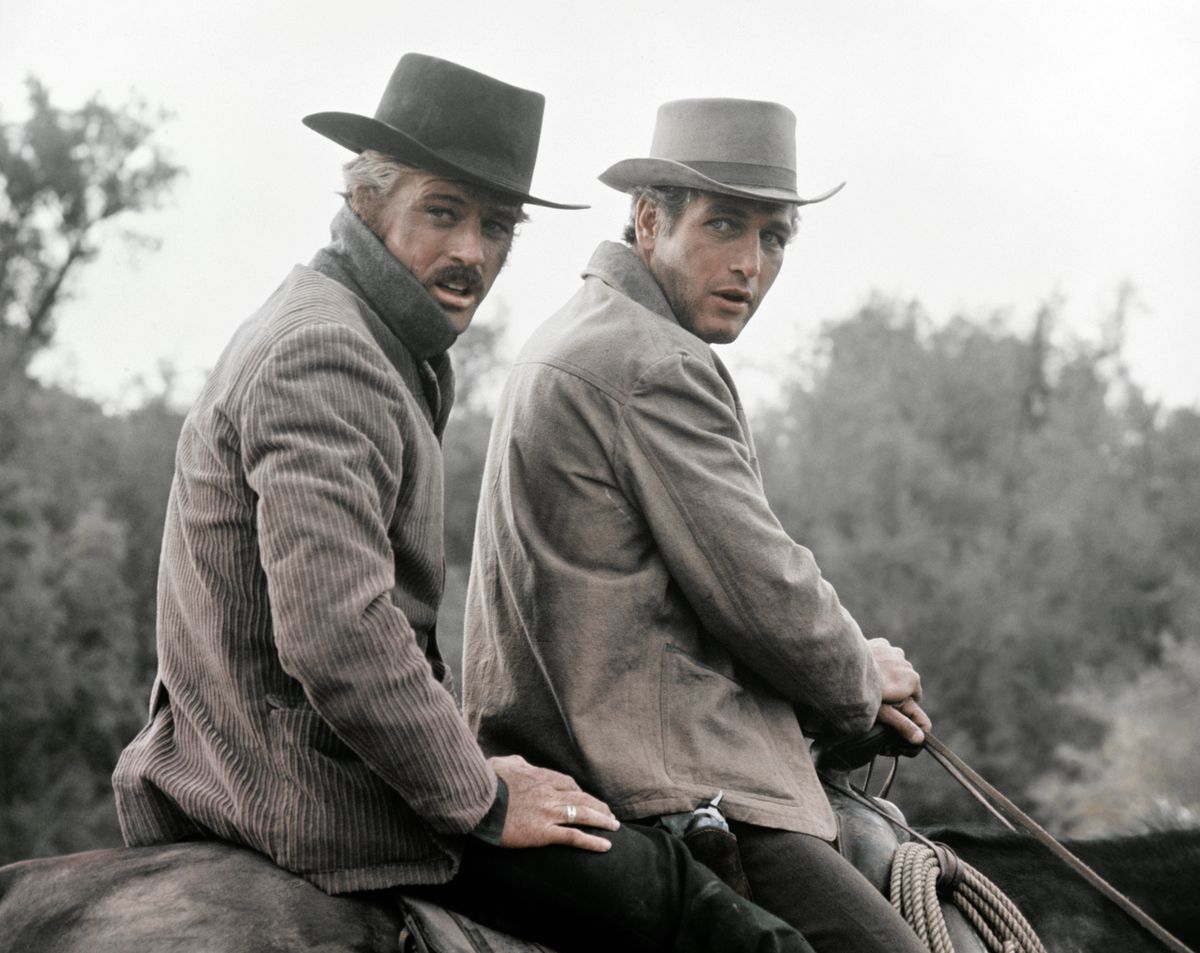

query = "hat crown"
[373,53,544,193]
[650,99,797,178]
[302,53,585,208]
[597,96,841,206]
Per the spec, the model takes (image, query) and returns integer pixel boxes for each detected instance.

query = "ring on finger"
[565,804,577,824]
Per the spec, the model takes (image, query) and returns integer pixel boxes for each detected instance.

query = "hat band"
[681,160,796,191]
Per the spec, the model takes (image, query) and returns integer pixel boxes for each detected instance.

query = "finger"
[877,703,925,745]
[893,697,930,730]
[904,699,932,732]
[549,826,614,853]
[569,790,616,818]
[561,804,620,831]
[488,754,528,771]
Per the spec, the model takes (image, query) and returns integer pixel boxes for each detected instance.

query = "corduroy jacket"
[113,207,496,894]
[464,242,881,840]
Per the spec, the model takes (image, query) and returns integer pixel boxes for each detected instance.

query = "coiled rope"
[890,841,1046,953]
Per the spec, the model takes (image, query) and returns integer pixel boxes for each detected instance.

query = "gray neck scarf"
[309,202,457,360]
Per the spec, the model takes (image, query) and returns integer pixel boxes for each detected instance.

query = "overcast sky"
[3,0,1198,411]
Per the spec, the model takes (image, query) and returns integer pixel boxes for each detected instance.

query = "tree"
[0,374,187,863]
[755,293,1200,830]
[0,79,183,856]
[0,78,183,387]
[1034,636,1200,835]
[442,309,511,567]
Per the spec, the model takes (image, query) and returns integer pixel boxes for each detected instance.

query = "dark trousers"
[413,822,816,953]
[729,823,927,953]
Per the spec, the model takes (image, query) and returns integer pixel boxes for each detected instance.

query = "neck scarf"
[310,202,457,360]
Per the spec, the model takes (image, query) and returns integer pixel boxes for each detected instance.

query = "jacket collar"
[309,202,457,360]
[581,241,678,324]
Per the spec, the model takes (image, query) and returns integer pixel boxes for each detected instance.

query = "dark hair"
[621,185,801,246]
[621,185,695,245]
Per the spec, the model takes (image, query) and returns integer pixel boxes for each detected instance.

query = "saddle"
[814,728,989,953]
[823,782,987,953]
[397,897,558,953]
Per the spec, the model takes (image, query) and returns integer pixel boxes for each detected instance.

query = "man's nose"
[449,224,486,266]
[730,236,761,278]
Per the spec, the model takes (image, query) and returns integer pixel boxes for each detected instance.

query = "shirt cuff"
[469,777,508,845]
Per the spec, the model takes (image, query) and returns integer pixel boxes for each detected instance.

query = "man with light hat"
[464,98,932,951]
[113,57,815,952]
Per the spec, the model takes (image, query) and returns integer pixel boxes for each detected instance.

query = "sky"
[3,0,1198,412]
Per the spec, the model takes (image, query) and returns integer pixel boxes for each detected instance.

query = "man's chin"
[442,306,476,336]
[695,318,747,346]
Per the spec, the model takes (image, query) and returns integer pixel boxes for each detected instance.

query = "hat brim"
[304,111,588,210]
[598,157,843,206]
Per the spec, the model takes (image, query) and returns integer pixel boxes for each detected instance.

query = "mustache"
[431,265,485,292]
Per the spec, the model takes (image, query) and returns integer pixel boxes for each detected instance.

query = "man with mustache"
[112,57,813,952]
[464,98,931,952]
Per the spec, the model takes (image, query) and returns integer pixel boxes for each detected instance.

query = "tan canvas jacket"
[464,242,881,839]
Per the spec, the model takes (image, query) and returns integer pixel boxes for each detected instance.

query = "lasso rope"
[890,841,1047,953]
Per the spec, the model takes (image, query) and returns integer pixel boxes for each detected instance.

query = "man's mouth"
[429,267,484,310]
[435,280,473,304]
[713,288,752,307]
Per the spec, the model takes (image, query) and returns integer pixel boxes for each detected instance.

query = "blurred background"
[2,0,1198,863]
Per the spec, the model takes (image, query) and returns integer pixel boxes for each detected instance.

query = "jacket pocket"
[660,646,795,801]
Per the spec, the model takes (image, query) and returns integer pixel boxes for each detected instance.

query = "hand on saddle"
[868,638,932,745]
[489,754,620,853]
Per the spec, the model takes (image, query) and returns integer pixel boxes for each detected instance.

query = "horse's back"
[0,841,404,953]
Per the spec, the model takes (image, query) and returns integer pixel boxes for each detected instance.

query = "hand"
[876,697,932,746]
[868,638,931,744]
[869,638,922,703]
[489,754,620,853]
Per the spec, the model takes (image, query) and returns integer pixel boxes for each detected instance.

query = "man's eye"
[762,231,786,248]
[484,220,514,239]
[707,218,733,232]
[426,206,456,221]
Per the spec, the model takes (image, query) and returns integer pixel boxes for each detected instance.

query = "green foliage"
[0,79,184,862]
[758,295,1200,828]
[442,315,510,567]
[0,77,183,379]
[0,381,183,864]
[1033,636,1200,835]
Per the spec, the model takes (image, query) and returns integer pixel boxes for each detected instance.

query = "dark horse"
[0,827,1196,953]
[927,825,1200,953]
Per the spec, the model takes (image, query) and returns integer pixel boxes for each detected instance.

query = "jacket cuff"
[469,777,508,845]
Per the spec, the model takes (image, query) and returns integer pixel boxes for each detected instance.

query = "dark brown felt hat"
[304,53,586,210]
[599,98,843,206]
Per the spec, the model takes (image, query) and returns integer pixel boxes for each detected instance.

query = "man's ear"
[634,196,658,252]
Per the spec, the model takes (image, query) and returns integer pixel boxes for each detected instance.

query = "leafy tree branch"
[0,78,184,377]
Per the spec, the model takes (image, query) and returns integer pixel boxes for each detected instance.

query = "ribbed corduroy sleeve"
[240,319,495,834]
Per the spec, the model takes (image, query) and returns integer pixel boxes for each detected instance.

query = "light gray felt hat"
[598,98,844,205]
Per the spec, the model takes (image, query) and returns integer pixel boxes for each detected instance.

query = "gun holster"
[659,794,754,900]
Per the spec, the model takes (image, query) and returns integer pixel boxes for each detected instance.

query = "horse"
[925,825,1200,953]
[0,841,406,953]
[1,826,1196,953]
